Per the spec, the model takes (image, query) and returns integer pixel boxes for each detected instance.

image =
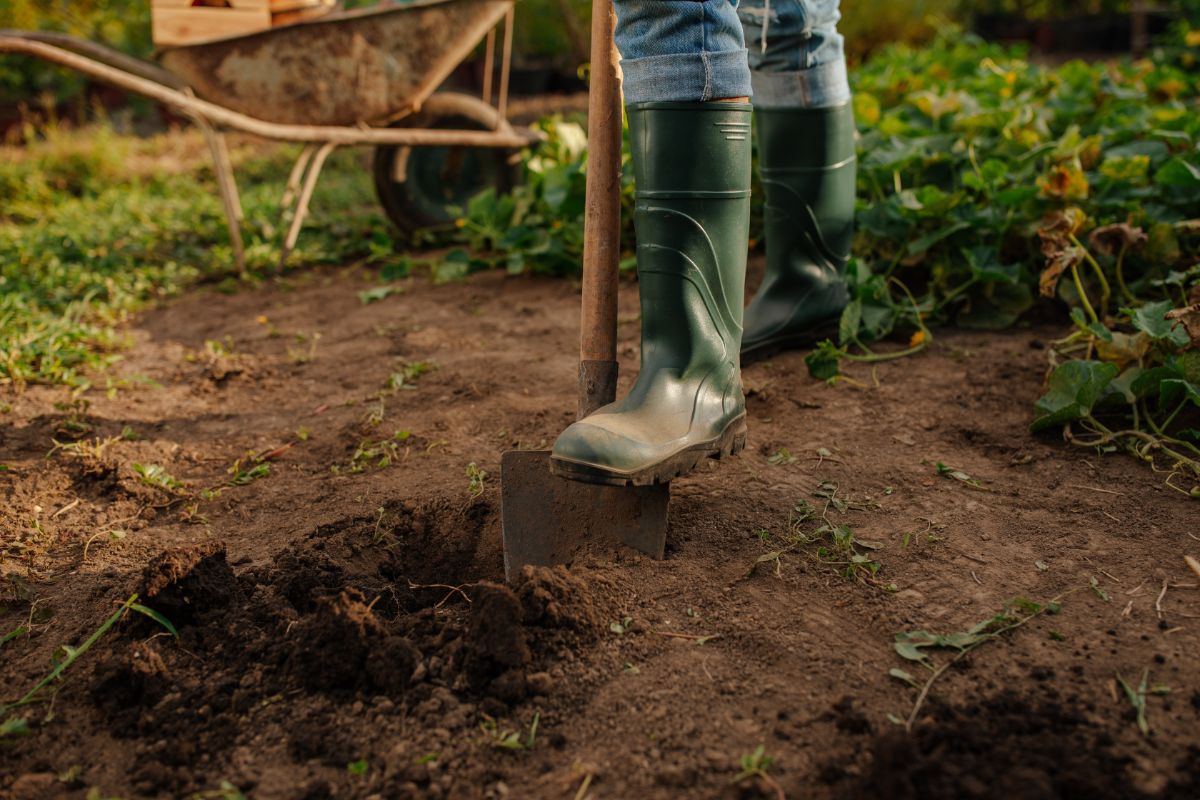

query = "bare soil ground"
[1,260,1198,800]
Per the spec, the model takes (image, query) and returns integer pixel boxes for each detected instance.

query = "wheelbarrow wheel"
[373,93,521,234]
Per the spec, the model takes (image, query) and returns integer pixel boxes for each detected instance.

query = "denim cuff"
[621,48,753,104]
[750,59,852,109]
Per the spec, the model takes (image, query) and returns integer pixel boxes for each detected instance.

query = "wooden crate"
[151,0,272,47]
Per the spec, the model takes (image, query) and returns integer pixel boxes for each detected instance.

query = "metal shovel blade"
[500,450,669,581]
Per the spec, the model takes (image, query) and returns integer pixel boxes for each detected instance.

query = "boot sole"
[549,413,748,487]
[740,319,840,367]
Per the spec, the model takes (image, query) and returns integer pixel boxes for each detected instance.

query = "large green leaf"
[1031,360,1120,432]
[1127,300,1190,348]
[1154,158,1200,187]
[1159,379,1200,410]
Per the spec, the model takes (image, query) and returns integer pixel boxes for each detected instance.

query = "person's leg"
[737,0,858,363]
[550,1,753,485]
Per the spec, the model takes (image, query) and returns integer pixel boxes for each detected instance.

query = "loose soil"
[1,260,1197,799]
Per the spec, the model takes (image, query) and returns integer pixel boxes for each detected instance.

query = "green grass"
[0,119,384,388]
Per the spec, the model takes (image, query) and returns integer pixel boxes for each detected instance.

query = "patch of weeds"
[934,461,986,489]
[731,745,784,799]
[132,463,185,493]
[226,453,271,487]
[479,711,539,752]
[380,360,436,395]
[609,617,633,635]
[767,448,796,466]
[466,462,488,500]
[750,484,894,590]
[1116,669,1170,736]
[364,398,387,427]
[0,594,175,736]
[286,331,322,365]
[900,518,946,549]
[47,432,127,464]
[346,759,369,776]
[52,398,94,439]
[887,589,1088,731]
[332,430,412,475]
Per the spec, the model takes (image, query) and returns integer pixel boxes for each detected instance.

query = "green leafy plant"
[731,745,784,800]
[332,430,413,475]
[466,462,488,499]
[887,590,1088,730]
[131,462,184,492]
[750,485,893,590]
[1034,297,1200,495]
[479,711,539,751]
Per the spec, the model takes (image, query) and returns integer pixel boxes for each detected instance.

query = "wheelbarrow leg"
[195,118,247,276]
[281,143,317,210]
[279,141,336,271]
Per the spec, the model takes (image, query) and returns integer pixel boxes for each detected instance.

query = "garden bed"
[1,263,1197,799]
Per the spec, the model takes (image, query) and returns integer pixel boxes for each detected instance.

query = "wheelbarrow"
[0,0,542,272]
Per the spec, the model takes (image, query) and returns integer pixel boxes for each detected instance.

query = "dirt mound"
[838,692,1139,800]
[285,589,420,695]
[515,565,601,631]
[137,542,237,626]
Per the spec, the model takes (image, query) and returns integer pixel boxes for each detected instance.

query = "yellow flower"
[255,315,269,325]
[909,330,926,348]
[454,218,467,228]
[1185,29,1200,47]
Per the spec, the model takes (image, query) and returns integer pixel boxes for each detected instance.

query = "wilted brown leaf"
[1037,210,1090,298]
[1165,303,1200,347]
[1088,223,1147,256]
[1039,247,1085,298]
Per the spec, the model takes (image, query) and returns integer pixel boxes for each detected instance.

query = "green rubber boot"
[741,103,857,364]
[550,102,752,486]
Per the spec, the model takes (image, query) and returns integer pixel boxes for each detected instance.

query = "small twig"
[1066,484,1123,496]
[954,549,989,565]
[652,630,720,642]
[1155,578,1169,619]
[970,570,983,585]
[1185,556,1200,581]
[573,773,594,800]
[1100,570,1122,584]
[1122,600,1134,617]
[51,498,80,518]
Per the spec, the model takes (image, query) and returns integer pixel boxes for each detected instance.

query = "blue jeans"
[613,0,850,108]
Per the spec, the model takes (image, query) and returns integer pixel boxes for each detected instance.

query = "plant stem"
[1070,233,1112,318]
[1114,242,1136,304]
[1069,261,1100,325]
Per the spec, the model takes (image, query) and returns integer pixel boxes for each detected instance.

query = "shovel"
[500,0,669,581]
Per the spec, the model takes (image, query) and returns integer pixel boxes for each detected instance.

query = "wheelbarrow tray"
[157,0,511,126]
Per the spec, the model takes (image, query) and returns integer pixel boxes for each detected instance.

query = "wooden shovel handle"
[577,0,622,419]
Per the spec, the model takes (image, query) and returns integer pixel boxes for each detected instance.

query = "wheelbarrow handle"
[577,0,623,420]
